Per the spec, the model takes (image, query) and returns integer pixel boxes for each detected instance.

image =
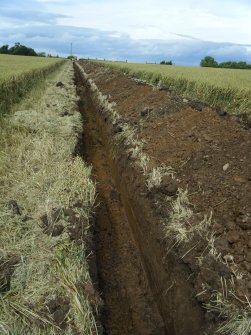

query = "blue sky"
[0,0,251,65]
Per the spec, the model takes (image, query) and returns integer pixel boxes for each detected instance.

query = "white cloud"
[38,0,251,44]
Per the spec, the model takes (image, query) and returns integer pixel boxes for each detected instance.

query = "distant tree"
[7,43,37,56]
[0,44,9,54]
[37,52,46,57]
[200,56,218,68]
[200,56,251,70]
[160,60,173,65]
[218,60,251,70]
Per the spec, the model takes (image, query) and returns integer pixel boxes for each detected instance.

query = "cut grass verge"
[0,62,100,334]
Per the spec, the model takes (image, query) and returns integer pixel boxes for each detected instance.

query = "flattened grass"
[0,63,100,334]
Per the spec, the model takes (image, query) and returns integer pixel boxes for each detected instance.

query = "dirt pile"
[76,61,251,335]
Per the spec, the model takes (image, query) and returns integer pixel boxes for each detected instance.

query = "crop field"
[103,61,251,115]
[105,61,251,90]
[0,55,64,115]
[0,54,63,81]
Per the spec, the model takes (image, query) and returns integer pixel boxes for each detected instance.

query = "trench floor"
[76,77,166,335]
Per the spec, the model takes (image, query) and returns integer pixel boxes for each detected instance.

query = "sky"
[0,0,251,65]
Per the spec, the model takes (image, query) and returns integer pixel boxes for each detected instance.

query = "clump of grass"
[146,165,175,190]
[204,290,251,335]
[0,62,100,334]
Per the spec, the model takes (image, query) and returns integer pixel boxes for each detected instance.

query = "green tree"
[0,45,9,54]
[8,43,37,56]
[200,56,218,68]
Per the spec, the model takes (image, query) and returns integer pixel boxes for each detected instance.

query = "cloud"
[0,0,251,65]
[0,25,251,65]
[0,8,68,25]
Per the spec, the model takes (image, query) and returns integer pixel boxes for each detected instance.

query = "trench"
[74,69,166,335]
[74,63,213,335]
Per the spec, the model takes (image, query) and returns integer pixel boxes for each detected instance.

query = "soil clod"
[7,200,22,215]
[0,256,21,293]
[56,81,64,88]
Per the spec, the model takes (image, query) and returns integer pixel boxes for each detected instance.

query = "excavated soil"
[75,62,251,334]
[75,72,166,335]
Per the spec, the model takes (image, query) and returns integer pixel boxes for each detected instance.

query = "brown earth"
[75,61,251,334]
[75,74,166,335]
[82,61,251,275]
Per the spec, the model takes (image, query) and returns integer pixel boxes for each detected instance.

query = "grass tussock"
[0,62,100,334]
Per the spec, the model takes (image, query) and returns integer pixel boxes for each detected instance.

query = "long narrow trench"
[75,71,166,334]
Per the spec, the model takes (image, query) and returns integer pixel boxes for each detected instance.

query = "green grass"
[0,55,65,115]
[102,61,251,115]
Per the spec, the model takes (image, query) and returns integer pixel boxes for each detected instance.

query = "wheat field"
[102,61,251,115]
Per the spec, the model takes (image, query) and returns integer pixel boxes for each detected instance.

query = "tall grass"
[102,61,251,115]
[0,55,65,115]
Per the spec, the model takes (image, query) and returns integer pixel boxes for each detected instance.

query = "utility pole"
[70,42,72,57]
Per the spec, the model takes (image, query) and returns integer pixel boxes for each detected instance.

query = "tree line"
[0,43,47,57]
[200,56,251,70]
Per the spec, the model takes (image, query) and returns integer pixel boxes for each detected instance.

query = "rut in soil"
[75,73,166,335]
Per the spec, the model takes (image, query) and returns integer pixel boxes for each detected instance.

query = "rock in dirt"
[7,200,22,215]
[223,163,230,171]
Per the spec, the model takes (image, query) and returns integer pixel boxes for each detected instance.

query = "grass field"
[103,61,251,115]
[0,55,65,115]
